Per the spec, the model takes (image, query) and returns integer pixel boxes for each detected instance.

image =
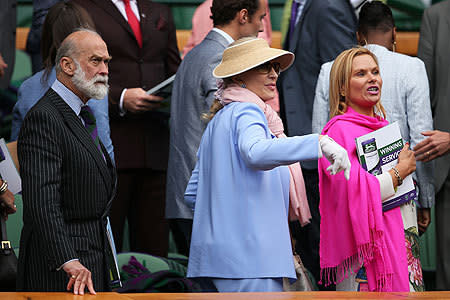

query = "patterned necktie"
[79,106,102,154]
[288,0,301,42]
[122,0,143,48]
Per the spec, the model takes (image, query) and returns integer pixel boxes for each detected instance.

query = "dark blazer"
[0,0,16,89]
[17,89,116,291]
[278,0,357,147]
[72,0,181,170]
[418,0,450,192]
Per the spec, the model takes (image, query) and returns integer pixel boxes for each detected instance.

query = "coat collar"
[204,29,231,50]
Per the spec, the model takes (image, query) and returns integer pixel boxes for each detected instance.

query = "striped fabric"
[17,89,116,292]
[79,105,102,154]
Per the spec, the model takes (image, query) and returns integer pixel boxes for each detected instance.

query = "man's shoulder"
[183,33,226,65]
[425,0,450,17]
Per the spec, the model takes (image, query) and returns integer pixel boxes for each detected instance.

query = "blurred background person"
[11,1,114,162]
[25,0,61,74]
[73,0,181,256]
[277,0,358,289]
[312,0,434,238]
[182,0,272,57]
[0,0,17,127]
[319,47,418,292]
[185,37,351,292]
[417,0,450,290]
[166,0,267,258]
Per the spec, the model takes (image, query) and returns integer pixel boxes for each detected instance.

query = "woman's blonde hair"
[329,46,386,119]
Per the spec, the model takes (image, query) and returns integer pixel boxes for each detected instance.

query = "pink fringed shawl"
[216,83,311,226]
[319,107,409,291]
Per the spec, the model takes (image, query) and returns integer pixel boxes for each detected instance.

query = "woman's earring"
[392,41,397,52]
[241,83,246,88]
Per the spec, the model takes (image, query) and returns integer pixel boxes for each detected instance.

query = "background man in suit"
[277,0,357,288]
[165,0,267,256]
[25,0,61,74]
[73,0,181,256]
[17,29,116,294]
[0,0,17,128]
[417,0,450,289]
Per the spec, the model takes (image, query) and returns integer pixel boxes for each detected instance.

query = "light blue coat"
[185,102,319,279]
[11,68,114,161]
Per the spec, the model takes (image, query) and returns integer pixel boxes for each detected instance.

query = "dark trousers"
[110,169,168,257]
[290,168,335,291]
[436,172,450,290]
[169,218,192,257]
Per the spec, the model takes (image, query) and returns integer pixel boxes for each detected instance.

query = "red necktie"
[122,0,142,47]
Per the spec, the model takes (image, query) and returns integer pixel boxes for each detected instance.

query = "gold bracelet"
[392,167,403,186]
[0,180,8,195]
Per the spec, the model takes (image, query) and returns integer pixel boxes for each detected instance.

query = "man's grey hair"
[55,28,102,74]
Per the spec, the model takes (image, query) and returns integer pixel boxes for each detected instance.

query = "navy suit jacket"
[278,0,357,169]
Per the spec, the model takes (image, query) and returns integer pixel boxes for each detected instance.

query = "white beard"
[72,60,109,100]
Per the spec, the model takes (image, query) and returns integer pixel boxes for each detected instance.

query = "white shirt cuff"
[318,136,323,158]
[119,88,127,116]
[376,172,396,202]
[57,258,79,271]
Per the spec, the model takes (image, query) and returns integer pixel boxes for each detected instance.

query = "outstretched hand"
[320,135,351,180]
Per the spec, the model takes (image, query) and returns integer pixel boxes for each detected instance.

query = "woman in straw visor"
[184,37,351,292]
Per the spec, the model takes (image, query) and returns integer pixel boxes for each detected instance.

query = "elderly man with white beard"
[17,29,117,294]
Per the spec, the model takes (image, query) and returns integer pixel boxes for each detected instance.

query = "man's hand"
[417,207,431,235]
[0,53,8,78]
[63,260,96,295]
[122,88,164,113]
[414,130,450,162]
[0,188,16,220]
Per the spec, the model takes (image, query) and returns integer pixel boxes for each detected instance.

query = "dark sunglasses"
[255,61,281,75]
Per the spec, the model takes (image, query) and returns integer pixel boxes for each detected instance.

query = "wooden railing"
[2,291,450,299]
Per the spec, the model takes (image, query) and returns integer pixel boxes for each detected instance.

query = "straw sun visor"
[213,38,295,79]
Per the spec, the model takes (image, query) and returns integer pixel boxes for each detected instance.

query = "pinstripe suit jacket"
[16,89,116,292]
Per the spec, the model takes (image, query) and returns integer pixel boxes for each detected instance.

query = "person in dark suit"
[277,0,357,288]
[0,0,16,90]
[72,0,181,256]
[17,29,116,294]
[25,0,61,74]
[417,0,450,289]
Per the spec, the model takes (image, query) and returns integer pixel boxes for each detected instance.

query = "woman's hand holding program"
[396,143,416,179]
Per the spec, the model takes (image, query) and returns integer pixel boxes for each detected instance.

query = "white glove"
[320,135,351,180]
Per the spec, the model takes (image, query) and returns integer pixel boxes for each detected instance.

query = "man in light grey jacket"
[417,0,450,290]
[166,0,267,256]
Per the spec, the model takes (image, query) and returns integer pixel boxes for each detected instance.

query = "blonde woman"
[319,47,419,292]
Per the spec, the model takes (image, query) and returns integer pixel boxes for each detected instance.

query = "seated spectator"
[185,37,350,292]
[11,1,114,161]
[318,47,418,292]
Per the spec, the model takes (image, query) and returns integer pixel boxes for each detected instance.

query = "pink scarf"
[318,107,409,291]
[216,82,311,226]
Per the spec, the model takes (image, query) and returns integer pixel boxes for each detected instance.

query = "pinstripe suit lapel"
[48,89,113,190]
